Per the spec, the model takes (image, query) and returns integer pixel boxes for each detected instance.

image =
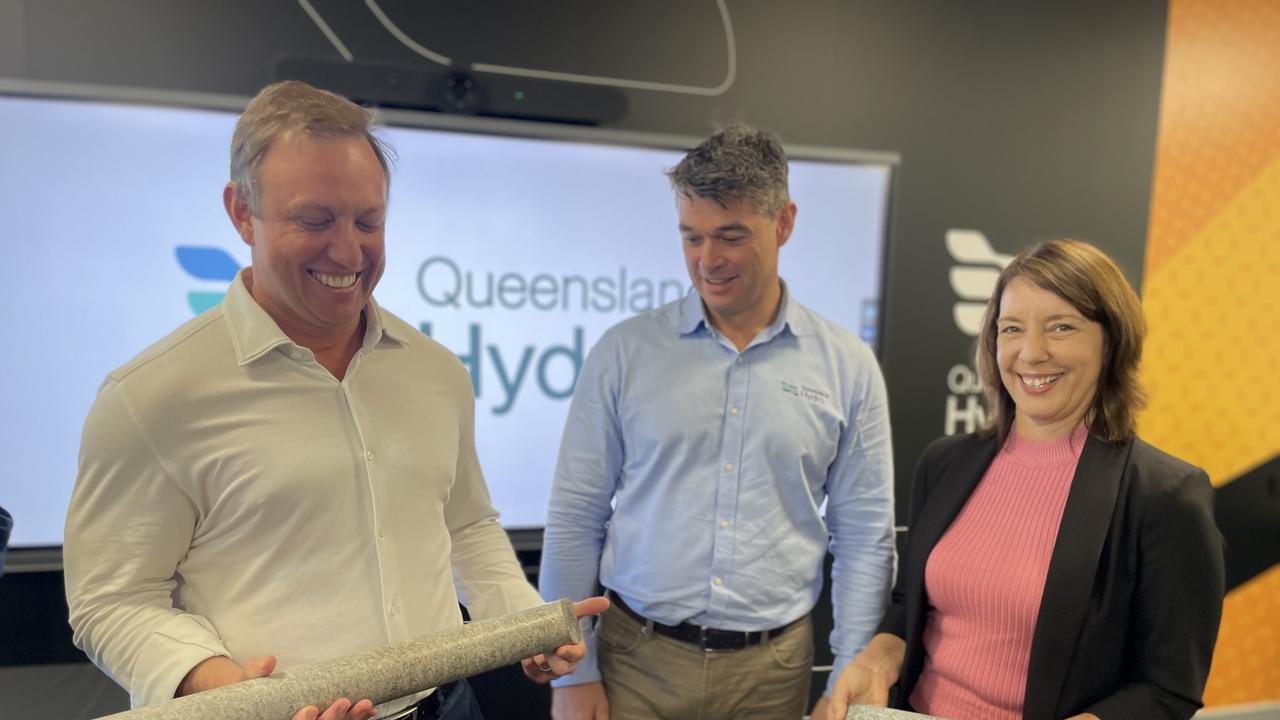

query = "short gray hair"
[666,124,790,217]
[230,80,395,215]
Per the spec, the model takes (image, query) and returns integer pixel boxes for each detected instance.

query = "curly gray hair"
[666,124,790,218]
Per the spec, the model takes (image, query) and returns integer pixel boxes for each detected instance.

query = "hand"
[1062,715,1101,720]
[290,697,378,720]
[521,596,611,684]
[178,655,377,720]
[551,681,610,720]
[827,663,892,719]
[827,633,904,720]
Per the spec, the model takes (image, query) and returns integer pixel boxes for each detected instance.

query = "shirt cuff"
[130,613,230,708]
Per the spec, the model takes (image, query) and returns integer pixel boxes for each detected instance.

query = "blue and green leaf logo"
[176,246,241,314]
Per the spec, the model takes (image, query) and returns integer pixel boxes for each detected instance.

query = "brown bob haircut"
[975,239,1147,445]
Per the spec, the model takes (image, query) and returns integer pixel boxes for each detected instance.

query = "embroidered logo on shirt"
[781,381,829,404]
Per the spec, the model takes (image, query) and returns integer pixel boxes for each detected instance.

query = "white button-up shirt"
[65,272,542,708]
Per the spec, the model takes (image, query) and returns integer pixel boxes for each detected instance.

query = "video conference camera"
[275,57,627,125]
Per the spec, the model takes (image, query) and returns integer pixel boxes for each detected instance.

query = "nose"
[1019,328,1050,364]
[696,240,724,274]
[327,221,363,269]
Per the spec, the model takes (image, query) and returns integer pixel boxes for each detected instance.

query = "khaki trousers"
[596,603,814,720]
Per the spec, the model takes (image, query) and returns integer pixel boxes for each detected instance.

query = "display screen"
[0,92,891,545]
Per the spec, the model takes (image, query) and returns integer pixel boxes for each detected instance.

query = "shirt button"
[720,520,729,529]
[713,577,723,586]
[724,463,734,472]
[389,603,399,616]
[365,450,375,461]
[736,356,744,364]
[729,407,739,416]
[378,527,386,539]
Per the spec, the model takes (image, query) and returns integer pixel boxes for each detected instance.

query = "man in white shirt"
[64,80,604,720]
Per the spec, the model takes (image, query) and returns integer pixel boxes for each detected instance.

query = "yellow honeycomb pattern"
[1146,0,1280,277]
[1141,0,1280,706]
[1143,156,1280,485]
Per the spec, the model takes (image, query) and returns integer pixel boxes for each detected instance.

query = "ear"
[775,201,797,249]
[223,182,255,247]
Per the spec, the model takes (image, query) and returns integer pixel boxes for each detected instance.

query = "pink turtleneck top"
[910,425,1088,719]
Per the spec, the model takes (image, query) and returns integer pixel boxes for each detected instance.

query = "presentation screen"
[0,90,892,546]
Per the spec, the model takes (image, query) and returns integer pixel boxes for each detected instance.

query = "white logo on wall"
[943,230,1012,435]
[947,229,1013,335]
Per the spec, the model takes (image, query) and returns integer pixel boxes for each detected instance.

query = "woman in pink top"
[828,239,1223,720]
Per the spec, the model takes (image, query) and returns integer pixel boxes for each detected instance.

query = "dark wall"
[0,0,1169,715]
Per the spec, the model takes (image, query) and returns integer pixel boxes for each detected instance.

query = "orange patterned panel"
[1142,0,1280,708]
[1142,156,1280,486]
[1202,567,1280,706]
[1145,0,1280,277]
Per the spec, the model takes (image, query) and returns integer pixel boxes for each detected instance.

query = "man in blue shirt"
[540,125,895,719]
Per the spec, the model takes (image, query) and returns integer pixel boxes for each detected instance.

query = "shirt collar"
[222,269,409,366]
[675,287,709,335]
[674,278,813,340]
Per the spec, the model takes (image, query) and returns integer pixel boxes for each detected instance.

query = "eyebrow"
[678,223,753,234]
[997,313,1087,323]
[290,202,384,217]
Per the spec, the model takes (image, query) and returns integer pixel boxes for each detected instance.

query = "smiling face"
[225,132,387,348]
[678,195,795,335]
[996,276,1105,441]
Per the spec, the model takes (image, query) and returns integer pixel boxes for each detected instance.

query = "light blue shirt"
[540,284,895,694]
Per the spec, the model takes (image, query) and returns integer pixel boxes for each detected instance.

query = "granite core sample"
[98,598,581,720]
[844,705,942,719]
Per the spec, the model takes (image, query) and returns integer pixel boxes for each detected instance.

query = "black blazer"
[879,431,1224,720]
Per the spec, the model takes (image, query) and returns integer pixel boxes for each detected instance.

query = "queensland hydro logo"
[942,229,1012,435]
[172,245,587,416]
[176,245,242,314]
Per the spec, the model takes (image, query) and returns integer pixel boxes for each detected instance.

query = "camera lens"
[442,71,479,112]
